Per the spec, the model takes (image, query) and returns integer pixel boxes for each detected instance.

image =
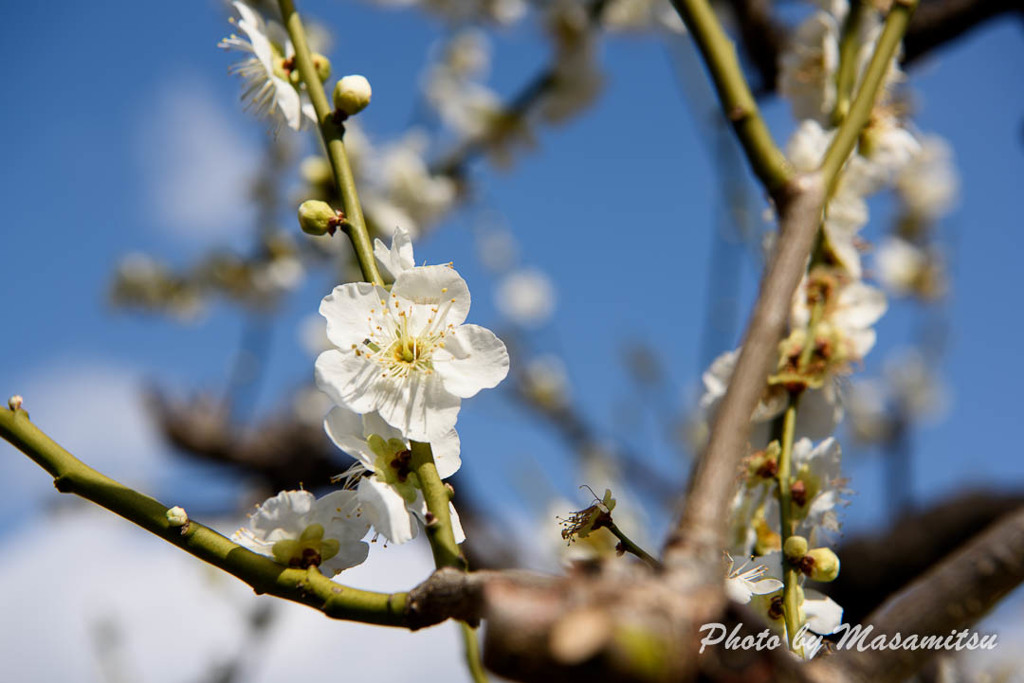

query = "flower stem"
[832,0,868,126]
[667,0,793,193]
[460,621,489,683]
[606,520,663,570]
[775,395,805,652]
[0,407,409,625]
[277,0,383,287]
[820,0,920,188]
[410,440,466,571]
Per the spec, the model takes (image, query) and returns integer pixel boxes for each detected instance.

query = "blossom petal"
[315,349,388,416]
[374,227,416,280]
[319,540,370,576]
[314,490,371,538]
[430,428,462,479]
[392,265,471,332]
[320,282,388,350]
[361,410,406,443]
[358,476,417,544]
[435,324,510,399]
[834,282,887,329]
[324,406,377,469]
[249,490,315,541]
[804,589,844,635]
[449,502,466,545]
[375,371,462,443]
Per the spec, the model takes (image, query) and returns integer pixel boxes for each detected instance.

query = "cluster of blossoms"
[235,228,509,572]
[111,232,305,320]
[704,0,956,657]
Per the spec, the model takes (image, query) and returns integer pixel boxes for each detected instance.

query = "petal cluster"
[232,490,370,576]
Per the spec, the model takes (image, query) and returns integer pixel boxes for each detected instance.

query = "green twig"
[832,0,868,126]
[0,406,411,625]
[820,0,920,188]
[606,520,663,570]
[668,0,793,193]
[410,440,466,571]
[277,0,383,287]
[460,621,489,683]
[775,396,804,652]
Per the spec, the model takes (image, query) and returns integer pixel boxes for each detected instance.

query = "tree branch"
[808,505,1024,683]
[278,0,383,286]
[669,0,794,193]
[662,175,824,568]
[903,0,1024,68]
[0,405,494,629]
[828,490,1024,625]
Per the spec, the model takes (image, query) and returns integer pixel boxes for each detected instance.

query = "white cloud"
[136,74,260,245]
[0,508,469,682]
[1,359,171,526]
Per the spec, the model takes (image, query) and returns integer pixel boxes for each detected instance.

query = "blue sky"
[1,0,1022,590]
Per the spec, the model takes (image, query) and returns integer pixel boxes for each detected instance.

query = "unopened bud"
[783,535,808,560]
[333,75,372,117]
[311,53,332,82]
[806,547,840,582]
[297,200,339,236]
[166,506,189,527]
[8,395,23,411]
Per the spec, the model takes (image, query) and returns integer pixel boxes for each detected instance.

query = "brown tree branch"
[903,0,1024,68]
[807,505,1024,683]
[827,490,1024,625]
[662,174,825,567]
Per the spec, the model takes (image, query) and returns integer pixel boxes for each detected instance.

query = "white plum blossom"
[875,237,927,296]
[699,349,843,448]
[375,132,458,234]
[219,1,304,132]
[495,268,557,327]
[897,136,959,221]
[802,588,844,637]
[790,437,846,546]
[725,555,784,604]
[791,278,888,361]
[232,490,370,576]
[315,237,509,442]
[748,552,844,648]
[778,11,841,123]
[372,226,416,280]
[325,406,465,545]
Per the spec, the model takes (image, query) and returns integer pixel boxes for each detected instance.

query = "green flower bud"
[297,199,338,236]
[783,535,808,560]
[806,547,840,582]
[333,75,372,117]
[311,53,332,82]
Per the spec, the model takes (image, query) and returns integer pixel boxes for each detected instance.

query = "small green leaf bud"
[783,535,808,560]
[806,547,840,582]
[311,53,332,82]
[297,200,339,236]
[166,506,189,527]
[333,75,372,117]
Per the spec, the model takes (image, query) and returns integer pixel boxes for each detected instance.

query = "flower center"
[361,292,459,380]
[367,434,420,503]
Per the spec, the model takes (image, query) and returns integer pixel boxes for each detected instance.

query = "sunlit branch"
[277,0,383,286]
